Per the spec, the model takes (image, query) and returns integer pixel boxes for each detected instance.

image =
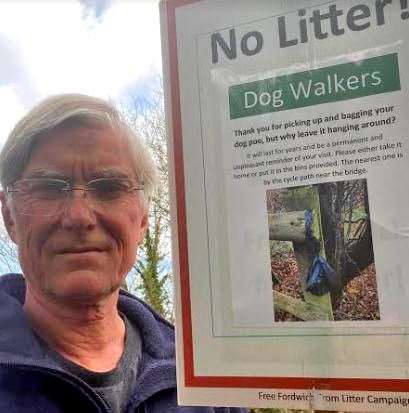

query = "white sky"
[0,0,162,145]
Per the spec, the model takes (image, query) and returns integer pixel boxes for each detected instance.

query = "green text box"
[229,53,400,120]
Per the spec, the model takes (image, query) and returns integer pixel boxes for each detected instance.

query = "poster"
[161,0,409,410]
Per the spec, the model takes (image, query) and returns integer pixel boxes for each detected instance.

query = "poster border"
[164,0,409,392]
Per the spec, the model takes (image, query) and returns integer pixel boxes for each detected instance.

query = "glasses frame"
[6,177,145,216]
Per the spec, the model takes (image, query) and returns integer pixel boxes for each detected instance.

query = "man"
[0,94,247,412]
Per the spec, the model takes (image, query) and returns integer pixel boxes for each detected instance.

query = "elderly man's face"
[1,126,148,303]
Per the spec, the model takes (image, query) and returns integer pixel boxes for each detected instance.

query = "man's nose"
[60,189,97,231]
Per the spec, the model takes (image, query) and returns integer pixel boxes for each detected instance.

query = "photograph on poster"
[266,179,380,322]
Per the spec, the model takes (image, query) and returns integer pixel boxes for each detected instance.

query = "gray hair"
[0,93,158,207]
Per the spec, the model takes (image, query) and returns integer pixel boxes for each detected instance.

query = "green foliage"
[132,208,172,320]
[347,207,367,222]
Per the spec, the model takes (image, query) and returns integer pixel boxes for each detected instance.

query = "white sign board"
[161,0,409,410]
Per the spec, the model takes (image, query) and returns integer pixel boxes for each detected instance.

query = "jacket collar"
[0,274,46,362]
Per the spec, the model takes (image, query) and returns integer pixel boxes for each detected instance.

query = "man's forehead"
[43,124,127,145]
[36,124,129,151]
[22,126,135,179]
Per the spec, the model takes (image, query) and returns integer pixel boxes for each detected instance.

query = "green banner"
[229,53,400,120]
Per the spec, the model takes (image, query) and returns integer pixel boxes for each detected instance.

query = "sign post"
[161,1,409,410]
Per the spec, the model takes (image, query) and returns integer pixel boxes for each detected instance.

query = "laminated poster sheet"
[160,0,409,410]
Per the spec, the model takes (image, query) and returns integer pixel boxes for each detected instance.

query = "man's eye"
[91,180,129,200]
[28,180,66,199]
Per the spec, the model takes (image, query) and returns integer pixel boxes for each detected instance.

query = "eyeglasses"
[6,177,144,216]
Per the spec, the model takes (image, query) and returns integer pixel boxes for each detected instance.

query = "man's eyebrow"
[23,169,134,181]
[24,170,67,179]
[90,170,131,179]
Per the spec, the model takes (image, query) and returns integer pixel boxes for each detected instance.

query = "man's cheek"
[121,232,138,267]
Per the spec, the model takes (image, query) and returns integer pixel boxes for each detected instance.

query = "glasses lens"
[88,178,133,202]
[12,179,67,216]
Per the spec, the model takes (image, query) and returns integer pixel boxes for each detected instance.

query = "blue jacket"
[0,274,247,413]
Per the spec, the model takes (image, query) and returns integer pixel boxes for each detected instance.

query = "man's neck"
[23,285,126,373]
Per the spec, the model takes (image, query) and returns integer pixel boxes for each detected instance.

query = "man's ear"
[0,191,17,243]
[138,211,149,245]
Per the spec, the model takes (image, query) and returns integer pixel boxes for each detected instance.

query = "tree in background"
[121,80,173,321]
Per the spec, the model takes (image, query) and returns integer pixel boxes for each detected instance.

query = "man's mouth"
[58,246,106,254]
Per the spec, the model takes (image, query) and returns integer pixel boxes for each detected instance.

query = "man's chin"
[44,270,120,304]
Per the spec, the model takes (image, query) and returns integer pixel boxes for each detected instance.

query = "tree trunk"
[342,222,374,282]
[318,183,336,268]
[334,181,345,275]
[318,181,374,298]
